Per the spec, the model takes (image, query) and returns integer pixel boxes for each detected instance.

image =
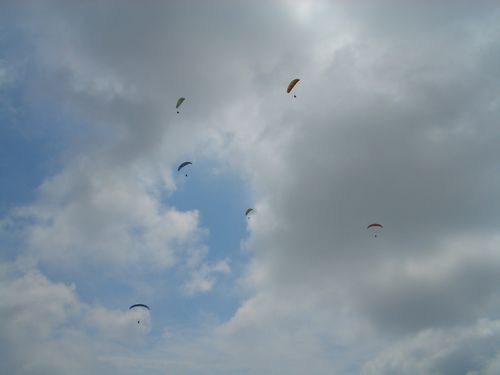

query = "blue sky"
[3,2,500,375]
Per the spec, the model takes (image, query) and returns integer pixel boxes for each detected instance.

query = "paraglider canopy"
[177,161,192,171]
[287,78,300,97]
[176,97,185,113]
[129,304,150,310]
[176,97,185,108]
[245,208,254,217]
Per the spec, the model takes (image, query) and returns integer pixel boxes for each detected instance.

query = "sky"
[2,1,500,374]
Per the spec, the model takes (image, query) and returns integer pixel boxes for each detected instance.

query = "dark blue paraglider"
[129,304,150,324]
[177,161,192,177]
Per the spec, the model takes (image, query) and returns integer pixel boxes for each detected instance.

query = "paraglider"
[245,208,254,218]
[177,161,192,177]
[176,97,185,114]
[367,223,383,238]
[129,304,150,310]
[129,304,150,324]
[287,78,300,98]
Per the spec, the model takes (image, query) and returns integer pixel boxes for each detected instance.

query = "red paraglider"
[367,223,383,238]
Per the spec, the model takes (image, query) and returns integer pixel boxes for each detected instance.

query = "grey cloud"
[226,2,500,372]
[243,0,500,329]
[362,320,500,375]
[356,254,500,334]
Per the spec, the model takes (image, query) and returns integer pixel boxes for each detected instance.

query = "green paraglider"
[245,208,254,218]
[176,97,185,113]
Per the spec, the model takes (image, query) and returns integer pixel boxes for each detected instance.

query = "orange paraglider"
[287,78,300,98]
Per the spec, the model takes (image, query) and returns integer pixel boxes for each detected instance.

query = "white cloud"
[0,264,104,374]
[0,262,164,375]
[85,305,151,339]
[184,258,230,296]
[15,157,203,274]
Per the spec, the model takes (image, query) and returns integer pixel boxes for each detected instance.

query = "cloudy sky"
[2,1,500,374]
